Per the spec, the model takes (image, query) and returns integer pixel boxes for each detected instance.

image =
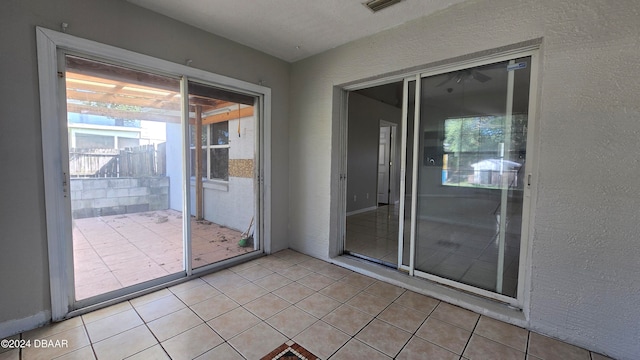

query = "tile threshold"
[331,255,527,328]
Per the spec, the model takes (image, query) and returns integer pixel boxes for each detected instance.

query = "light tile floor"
[73,209,253,299]
[346,205,520,297]
[1,250,612,360]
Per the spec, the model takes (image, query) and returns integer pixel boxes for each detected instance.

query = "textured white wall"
[203,178,254,232]
[0,0,289,332]
[289,1,640,358]
[204,117,256,231]
[229,117,256,160]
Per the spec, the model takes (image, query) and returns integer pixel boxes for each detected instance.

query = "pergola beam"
[67,103,254,126]
[202,107,254,125]
[66,103,181,123]
[66,89,181,111]
[66,72,233,111]
[65,71,254,127]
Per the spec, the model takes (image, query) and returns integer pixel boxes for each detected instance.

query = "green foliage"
[444,116,505,154]
[86,101,142,126]
[443,115,528,187]
[444,115,527,155]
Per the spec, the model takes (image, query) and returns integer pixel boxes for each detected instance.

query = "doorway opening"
[37,27,271,319]
[65,56,260,302]
[339,48,538,307]
[344,81,403,267]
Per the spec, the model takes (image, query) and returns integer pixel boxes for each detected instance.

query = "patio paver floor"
[73,209,253,300]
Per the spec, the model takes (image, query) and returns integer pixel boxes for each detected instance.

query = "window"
[209,122,229,180]
[190,122,229,181]
[75,133,114,149]
[442,115,526,189]
[117,137,140,149]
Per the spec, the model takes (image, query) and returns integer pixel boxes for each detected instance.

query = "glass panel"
[344,82,404,266]
[65,55,183,301]
[189,125,207,147]
[414,57,531,297]
[211,122,229,145]
[75,133,114,148]
[210,147,229,180]
[188,81,258,269]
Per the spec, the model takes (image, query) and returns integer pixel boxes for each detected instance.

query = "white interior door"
[377,125,391,204]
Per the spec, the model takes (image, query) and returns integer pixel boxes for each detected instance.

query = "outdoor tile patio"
[73,209,253,300]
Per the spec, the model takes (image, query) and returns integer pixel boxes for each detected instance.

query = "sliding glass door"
[187,81,259,269]
[65,55,186,301]
[60,52,264,309]
[414,57,531,298]
[398,53,536,304]
[38,28,271,319]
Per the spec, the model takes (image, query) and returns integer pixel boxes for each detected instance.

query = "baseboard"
[0,311,51,338]
[346,206,378,216]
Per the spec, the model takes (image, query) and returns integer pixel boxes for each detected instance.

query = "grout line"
[348,289,406,357]
[177,274,250,358]
[390,294,433,358]
[78,314,99,360]
[458,310,481,358]
[74,219,126,298]
[131,290,183,360]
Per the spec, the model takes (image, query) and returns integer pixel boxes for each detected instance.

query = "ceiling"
[127,0,468,62]
[355,81,404,108]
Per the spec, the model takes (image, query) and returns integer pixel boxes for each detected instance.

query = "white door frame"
[338,46,540,309]
[37,27,272,320]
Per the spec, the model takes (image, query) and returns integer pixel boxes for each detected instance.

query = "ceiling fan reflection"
[435,69,491,87]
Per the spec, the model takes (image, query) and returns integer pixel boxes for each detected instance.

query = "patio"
[72,209,253,300]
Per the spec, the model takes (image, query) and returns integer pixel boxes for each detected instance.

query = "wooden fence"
[69,143,166,178]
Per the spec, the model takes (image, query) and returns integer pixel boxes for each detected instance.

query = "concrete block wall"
[70,177,169,218]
